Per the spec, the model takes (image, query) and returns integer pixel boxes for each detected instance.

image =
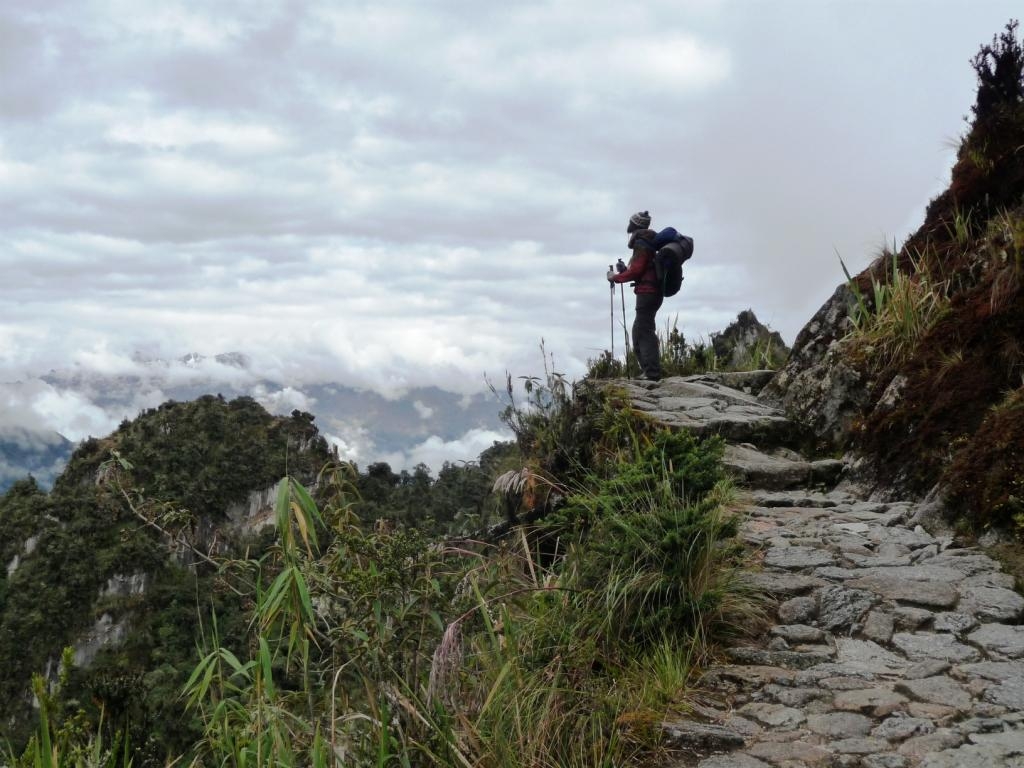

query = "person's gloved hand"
[616,259,626,274]
[606,269,616,282]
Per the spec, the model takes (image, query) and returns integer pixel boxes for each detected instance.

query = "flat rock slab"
[724,444,811,490]
[968,624,1024,660]
[918,729,1024,767]
[745,491,839,508]
[726,647,833,670]
[697,755,772,768]
[738,702,806,729]
[833,687,908,717]
[764,545,835,570]
[611,377,797,445]
[959,586,1024,623]
[743,571,824,596]
[818,585,875,630]
[891,633,981,664]
[835,638,908,675]
[771,624,826,644]
[872,715,936,742]
[661,720,747,750]
[806,711,874,737]
[745,740,832,766]
[896,676,974,712]
[846,576,959,608]
[983,677,1024,709]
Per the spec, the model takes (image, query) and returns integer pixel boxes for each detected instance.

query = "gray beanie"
[628,210,651,231]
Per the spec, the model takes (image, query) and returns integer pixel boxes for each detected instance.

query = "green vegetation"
[2,365,756,766]
[824,20,1024,533]
[588,314,787,380]
[839,247,951,373]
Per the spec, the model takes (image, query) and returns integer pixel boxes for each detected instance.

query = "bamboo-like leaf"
[258,636,276,700]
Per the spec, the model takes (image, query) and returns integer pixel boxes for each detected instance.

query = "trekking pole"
[616,259,631,379]
[608,265,615,360]
[619,283,630,378]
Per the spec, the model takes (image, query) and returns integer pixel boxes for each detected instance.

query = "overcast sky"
[2,0,1020,443]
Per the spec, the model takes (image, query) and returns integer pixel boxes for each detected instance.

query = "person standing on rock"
[607,210,674,382]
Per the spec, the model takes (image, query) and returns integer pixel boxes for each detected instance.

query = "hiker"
[607,210,678,381]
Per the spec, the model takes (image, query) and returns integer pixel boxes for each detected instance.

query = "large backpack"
[654,234,694,297]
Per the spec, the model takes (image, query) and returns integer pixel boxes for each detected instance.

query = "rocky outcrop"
[711,310,790,371]
[758,284,870,448]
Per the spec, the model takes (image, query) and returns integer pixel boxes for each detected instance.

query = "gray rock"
[898,729,965,759]
[872,715,936,741]
[896,676,974,713]
[934,612,978,634]
[737,702,806,729]
[856,564,966,583]
[747,490,838,508]
[815,566,860,580]
[956,661,1024,683]
[891,633,981,664]
[724,444,812,490]
[778,596,818,624]
[846,576,958,608]
[961,570,1017,590]
[959,586,1024,623]
[968,624,1024,660]
[806,711,874,737]
[764,545,835,570]
[958,717,1007,735]
[982,677,1024,710]
[918,729,1024,767]
[811,458,844,485]
[758,283,867,447]
[904,659,951,679]
[726,647,832,669]
[745,740,833,766]
[818,585,875,631]
[661,720,747,750]
[863,610,895,644]
[893,606,935,630]
[832,687,908,717]
[820,675,882,691]
[744,571,823,596]
[763,684,830,707]
[696,755,771,768]
[770,624,826,644]
[835,638,908,674]
[862,755,908,768]
[829,737,891,754]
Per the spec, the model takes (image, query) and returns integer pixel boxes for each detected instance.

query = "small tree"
[971,19,1024,124]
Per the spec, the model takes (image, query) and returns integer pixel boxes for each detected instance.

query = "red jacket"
[612,244,658,294]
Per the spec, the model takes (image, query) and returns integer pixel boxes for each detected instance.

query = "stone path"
[606,376,1024,768]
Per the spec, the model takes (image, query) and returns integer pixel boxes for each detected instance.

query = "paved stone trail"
[607,376,1024,768]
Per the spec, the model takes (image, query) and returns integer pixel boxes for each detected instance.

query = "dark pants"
[633,292,663,379]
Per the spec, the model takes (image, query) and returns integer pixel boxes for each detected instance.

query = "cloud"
[2,0,1021,447]
[377,427,512,475]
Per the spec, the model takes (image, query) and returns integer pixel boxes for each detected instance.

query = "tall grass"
[838,247,951,372]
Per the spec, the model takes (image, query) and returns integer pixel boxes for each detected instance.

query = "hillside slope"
[762,21,1024,532]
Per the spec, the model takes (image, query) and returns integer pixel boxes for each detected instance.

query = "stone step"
[724,443,843,490]
[600,376,803,449]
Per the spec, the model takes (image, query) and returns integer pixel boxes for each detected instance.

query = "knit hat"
[628,210,651,232]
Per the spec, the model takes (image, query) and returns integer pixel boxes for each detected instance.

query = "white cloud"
[379,427,511,475]
[1,0,1020,470]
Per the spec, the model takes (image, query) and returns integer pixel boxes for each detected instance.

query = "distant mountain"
[36,353,508,470]
[0,427,74,492]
